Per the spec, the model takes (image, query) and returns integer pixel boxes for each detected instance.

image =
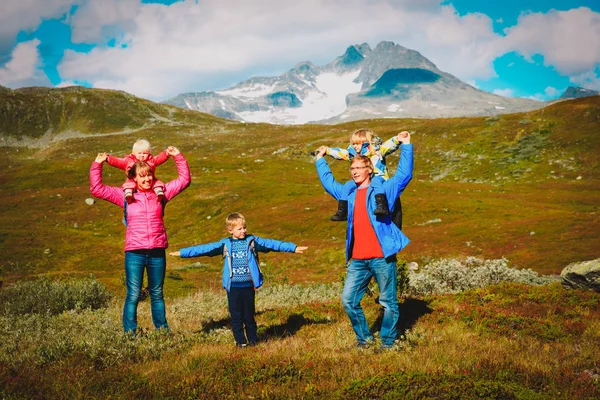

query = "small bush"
[341,371,552,399]
[408,257,558,296]
[0,275,113,316]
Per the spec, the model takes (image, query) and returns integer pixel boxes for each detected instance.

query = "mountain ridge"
[162,41,544,124]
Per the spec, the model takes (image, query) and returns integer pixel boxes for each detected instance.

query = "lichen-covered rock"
[561,259,600,293]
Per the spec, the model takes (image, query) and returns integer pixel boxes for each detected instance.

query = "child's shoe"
[330,200,348,221]
[125,189,134,204]
[373,194,390,216]
[155,188,164,202]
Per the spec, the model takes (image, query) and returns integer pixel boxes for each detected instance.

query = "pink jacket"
[90,153,191,251]
[107,150,170,174]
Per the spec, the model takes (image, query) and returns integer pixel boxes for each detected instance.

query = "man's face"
[350,161,372,185]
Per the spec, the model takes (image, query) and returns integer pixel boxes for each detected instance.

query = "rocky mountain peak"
[559,86,599,100]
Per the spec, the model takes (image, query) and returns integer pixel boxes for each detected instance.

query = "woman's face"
[134,171,154,191]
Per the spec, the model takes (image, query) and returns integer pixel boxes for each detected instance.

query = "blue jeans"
[342,257,399,346]
[123,249,168,333]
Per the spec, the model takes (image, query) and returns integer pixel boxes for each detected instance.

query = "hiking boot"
[374,194,390,216]
[155,188,164,202]
[330,200,348,221]
[125,189,134,204]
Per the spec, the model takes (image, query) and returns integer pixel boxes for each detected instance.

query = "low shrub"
[341,371,557,399]
[408,257,558,296]
[0,275,113,316]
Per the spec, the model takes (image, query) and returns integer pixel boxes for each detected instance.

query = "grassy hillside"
[1,94,598,294]
[0,90,599,398]
[0,85,230,144]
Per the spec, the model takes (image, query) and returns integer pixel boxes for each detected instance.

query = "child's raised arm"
[106,154,129,170]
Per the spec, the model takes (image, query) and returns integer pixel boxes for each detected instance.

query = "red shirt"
[352,187,384,259]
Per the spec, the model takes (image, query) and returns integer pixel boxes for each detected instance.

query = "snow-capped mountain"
[163,41,544,124]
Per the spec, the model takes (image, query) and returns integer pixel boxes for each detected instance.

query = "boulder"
[561,259,600,293]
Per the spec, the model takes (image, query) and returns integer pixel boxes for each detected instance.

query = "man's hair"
[132,139,152,154]
[350,128,374,145]
[226,212,246,229]
[350,155,374,175]
[128,161,154,180]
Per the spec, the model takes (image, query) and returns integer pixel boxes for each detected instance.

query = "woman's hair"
[350,155,374,175]
[128,161,154,180]
[350,128,374,145]
[132,139,152,154]
[226,212,246,229]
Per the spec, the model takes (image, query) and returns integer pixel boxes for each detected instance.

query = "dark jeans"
[227,286,257,345]
[123,249,168,333]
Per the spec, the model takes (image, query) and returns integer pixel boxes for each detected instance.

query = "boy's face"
[352,141,365,153]
[133,149,150,162]
[228,222,247,240]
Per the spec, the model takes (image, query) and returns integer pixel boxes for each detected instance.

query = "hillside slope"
[0,85,229,146]
[0,95,598,294]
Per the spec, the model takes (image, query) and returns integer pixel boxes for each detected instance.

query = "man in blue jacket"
[315,131,413,350]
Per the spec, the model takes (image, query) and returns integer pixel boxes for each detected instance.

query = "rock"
[85,198,95,205]
[561,259,600,293]
[407,262,419,271]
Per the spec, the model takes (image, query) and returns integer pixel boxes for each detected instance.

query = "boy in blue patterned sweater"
[169,212,307,347]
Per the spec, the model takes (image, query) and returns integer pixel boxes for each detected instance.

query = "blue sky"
[0,0,599,102]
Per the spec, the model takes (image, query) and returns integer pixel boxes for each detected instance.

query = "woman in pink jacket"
[90,146,191,334]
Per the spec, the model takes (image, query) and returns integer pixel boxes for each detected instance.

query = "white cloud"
[544,86,561,97]
[0,0,588,101]
[0,0,77,54]
[569,70,600,91]
[0,39,50,87]
[504,7,600,76]
[493,88,514,97]
[57,0,511,99]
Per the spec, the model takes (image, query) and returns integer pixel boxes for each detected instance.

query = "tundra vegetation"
[0,88,599,398]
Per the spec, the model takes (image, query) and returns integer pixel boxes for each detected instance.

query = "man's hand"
[397,131,411,144]
[295,246,308,254]
[168,251,180,256]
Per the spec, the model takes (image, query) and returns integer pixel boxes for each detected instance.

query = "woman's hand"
[95,152,108,163]
[166,146,180,156]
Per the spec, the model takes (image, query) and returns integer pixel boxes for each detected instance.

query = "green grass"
[0,92,599,398]
[0,278,598,399]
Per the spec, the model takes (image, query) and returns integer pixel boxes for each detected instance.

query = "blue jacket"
[178,235,297,291]
[317,143,414,261]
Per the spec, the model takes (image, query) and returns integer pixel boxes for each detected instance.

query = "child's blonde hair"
[132,139,152,154]
[350,128,374,145]
[226,212,246,229]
